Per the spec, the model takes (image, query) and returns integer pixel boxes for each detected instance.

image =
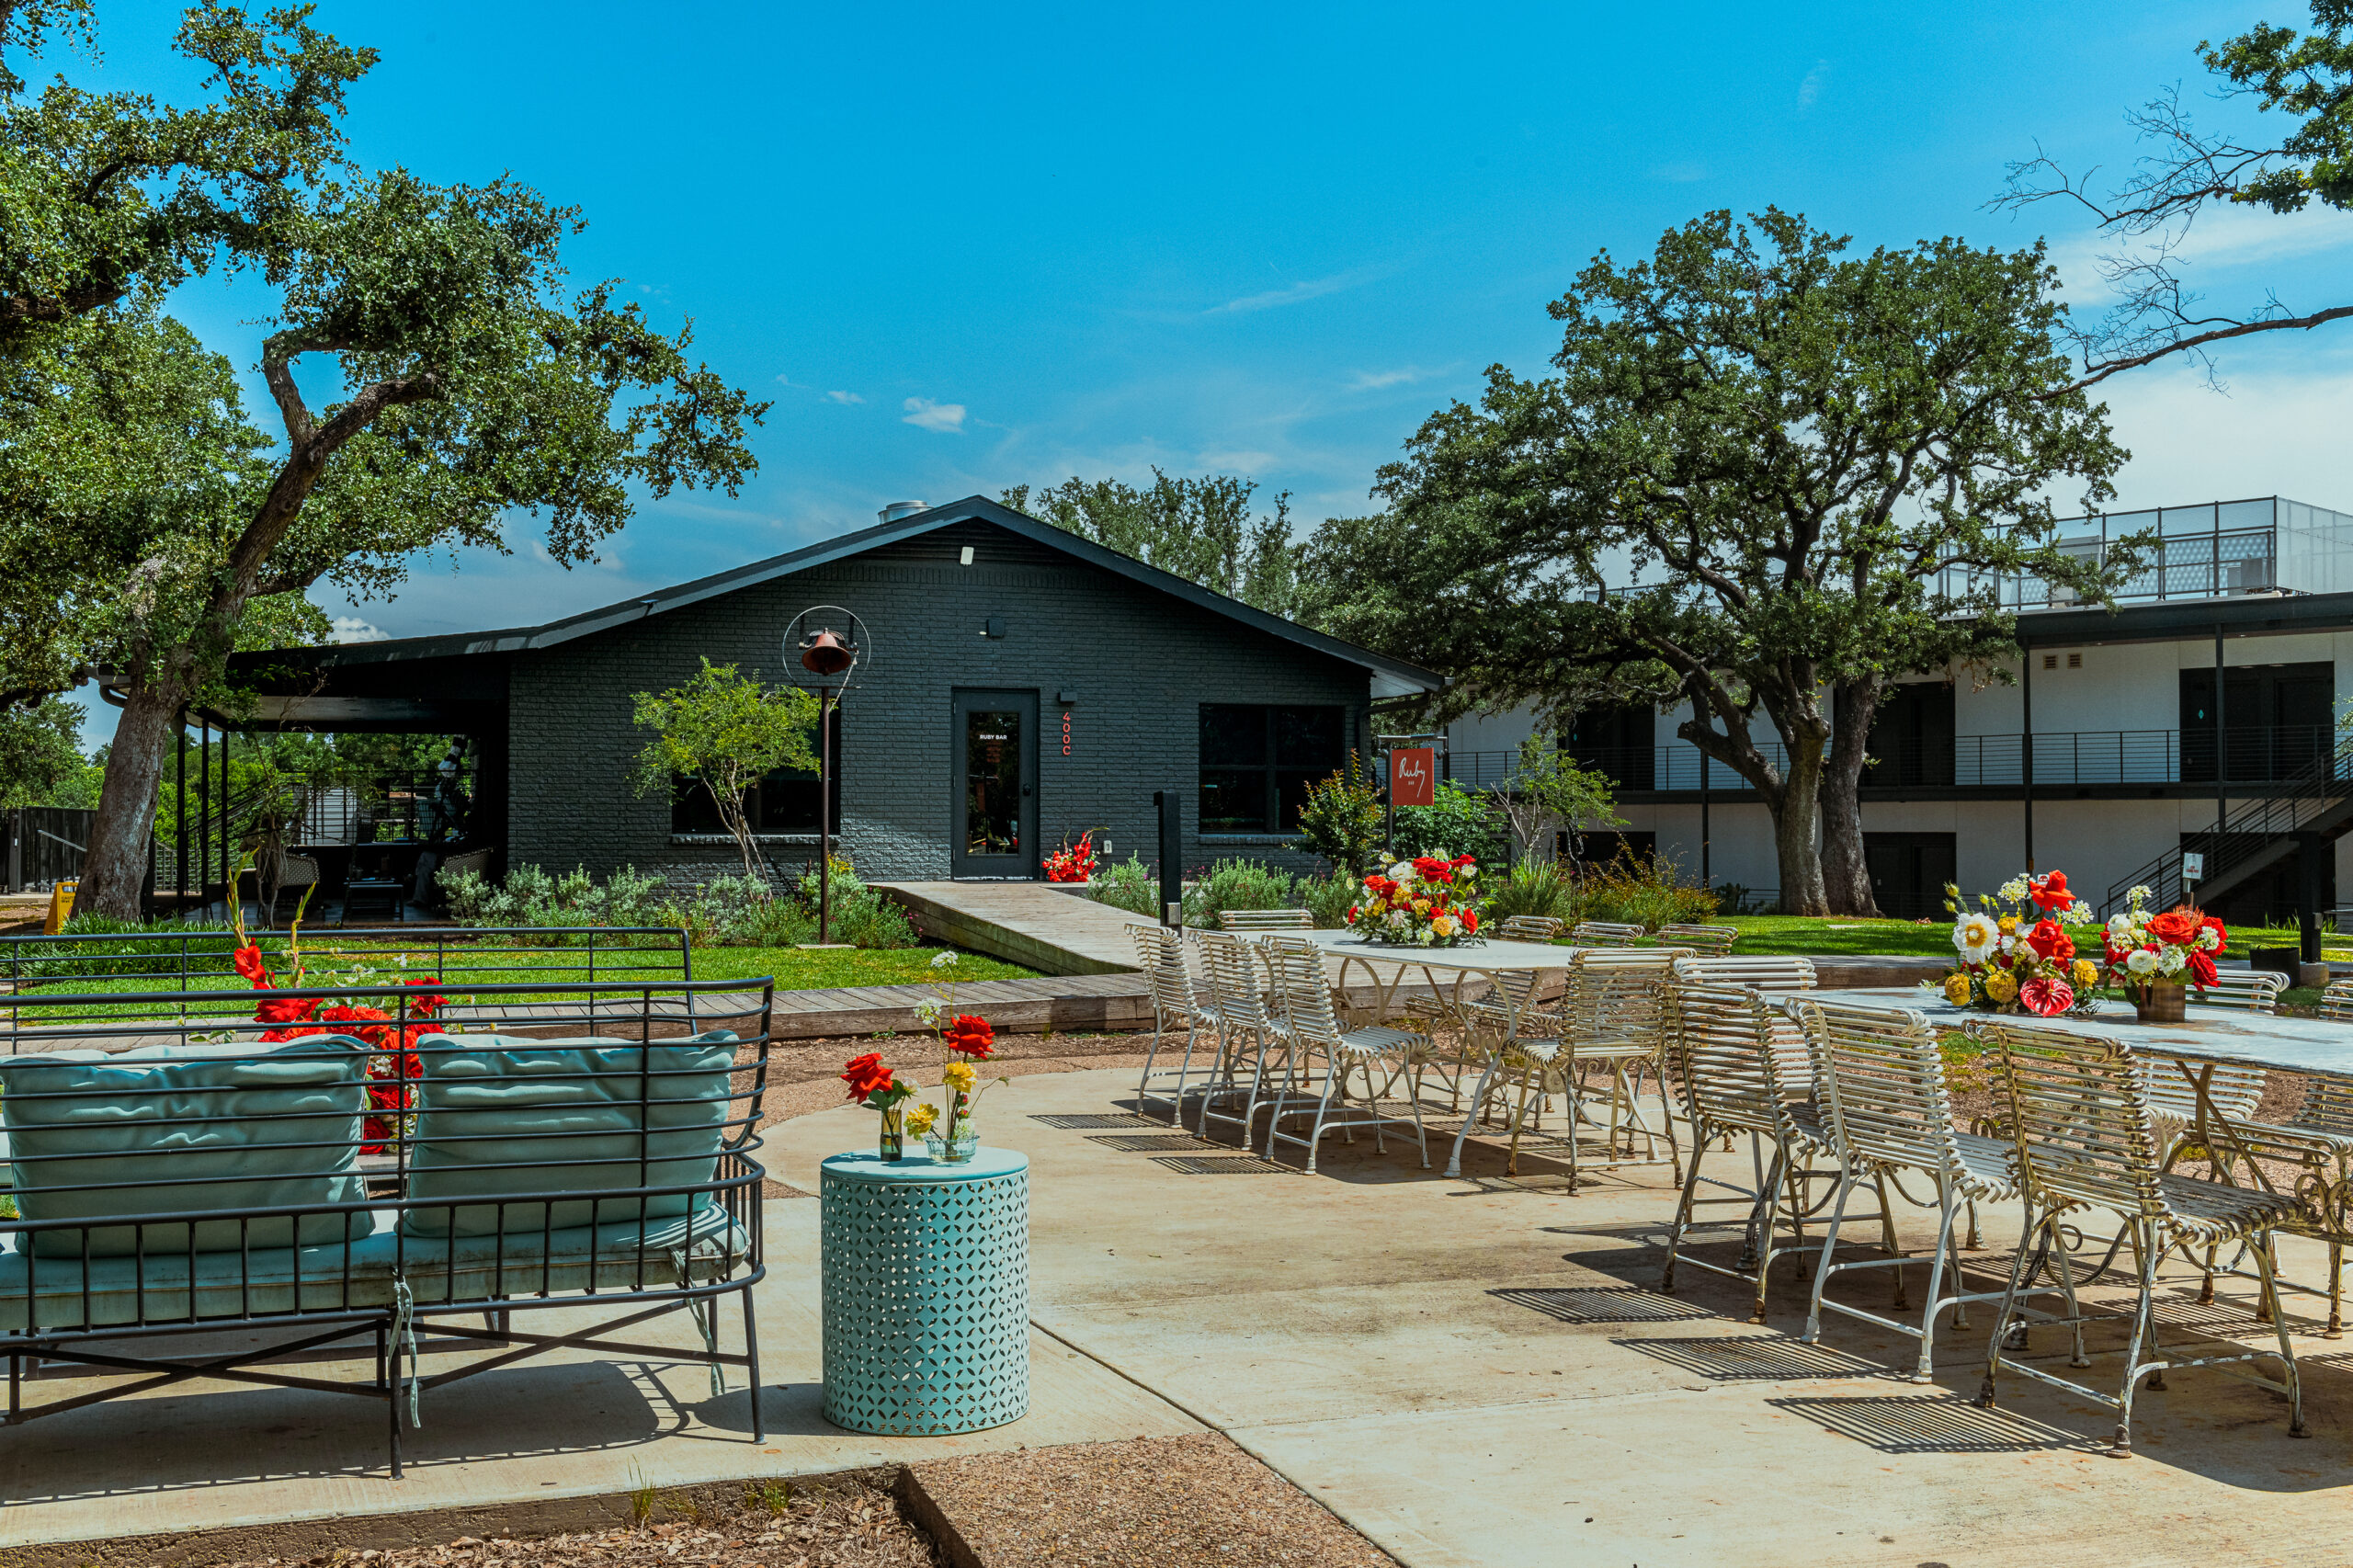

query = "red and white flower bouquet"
[1345,854,1485,947]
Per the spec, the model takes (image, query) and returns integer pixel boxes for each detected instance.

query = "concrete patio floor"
[8,1067,2353,1566]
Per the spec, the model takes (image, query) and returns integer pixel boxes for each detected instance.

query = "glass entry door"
[951,690,1038,879]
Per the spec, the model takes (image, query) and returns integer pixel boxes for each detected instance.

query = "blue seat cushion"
[400,1031,738,1236]
[0,1036,378,1258]
[0,1208,749,1332]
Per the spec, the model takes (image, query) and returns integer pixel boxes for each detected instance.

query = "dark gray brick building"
[233,498,1440,887]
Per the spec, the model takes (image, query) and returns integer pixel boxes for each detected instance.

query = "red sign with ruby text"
[1390,747,1436,807]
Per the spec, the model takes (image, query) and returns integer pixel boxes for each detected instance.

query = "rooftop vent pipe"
[878,500,928,523]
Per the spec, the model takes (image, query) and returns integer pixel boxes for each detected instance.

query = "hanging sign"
[2182,851,2204,883]
[1390,747,1436,808]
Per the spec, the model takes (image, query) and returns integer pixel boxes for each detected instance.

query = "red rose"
[943,1014,995,1060]
[256,1025,327,1042]
[1410,857,1454,883]
[2187,949,2219,987]
[1462,909,1479,933]
[840,1052,895,1104]
[2024,919,2074,964]
[2028,871,2073,912]
[401,977,446,1017]
[2145,909,2202,946]
[255,995,319,1026]
[232,945,268,983]
[1451,854,1476,868]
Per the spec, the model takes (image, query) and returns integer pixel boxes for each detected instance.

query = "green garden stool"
[819,1146,1030,1435]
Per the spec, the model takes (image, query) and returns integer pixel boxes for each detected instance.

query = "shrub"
[1389,779,1508,868]
[1567,850,1718,928]
[1295,758,1385,877]
[1488,859,1575,924]
[651,858,916,949]
[1087,854,1161,919]
[1181,858,1298,928]
[438,863,664,939]
[1299,870,1361,928]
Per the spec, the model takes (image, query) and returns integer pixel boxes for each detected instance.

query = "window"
[1199,704,1346,833]
[1565,704,1655,790]
[669,716,842,835]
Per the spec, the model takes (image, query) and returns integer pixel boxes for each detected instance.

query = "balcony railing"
[1448,726,2340,794]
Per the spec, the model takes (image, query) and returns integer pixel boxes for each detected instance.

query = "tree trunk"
[1818,680,1882,916]
[1771,764,1828,915]
[77,682,184,922]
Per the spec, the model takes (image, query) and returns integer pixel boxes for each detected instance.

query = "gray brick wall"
[504,520,1371,886]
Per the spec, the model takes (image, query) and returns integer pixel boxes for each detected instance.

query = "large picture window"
[1199,704,1346,833]
[669,716,842,835]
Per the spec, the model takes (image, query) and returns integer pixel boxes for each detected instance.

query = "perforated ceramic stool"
[819,1147,1030,1435]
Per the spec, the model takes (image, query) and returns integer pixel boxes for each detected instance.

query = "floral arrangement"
[1345,853,1485,947]
[222,890,450,1152]
[838,951,1007,1160]
[1043,831,1099,883]
[1933,869,2102,1017]
[2102,884,2225,991]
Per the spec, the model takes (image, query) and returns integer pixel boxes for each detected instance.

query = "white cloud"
[1797,59,1829,110]
[2094,352,2353,510]
[1649,161,1709,184]
[330,616,389,643]
[1207,271,1365,315]
[1347,366,1436,391]
[902,396,967,433]
[826,390,865,404]
[2047,206,2353,305]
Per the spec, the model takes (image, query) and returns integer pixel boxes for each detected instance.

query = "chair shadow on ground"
[1056,1097,1599,1187]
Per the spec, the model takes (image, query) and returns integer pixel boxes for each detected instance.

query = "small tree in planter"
[631,660,819,882]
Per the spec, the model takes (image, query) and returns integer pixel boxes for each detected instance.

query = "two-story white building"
[1443,496,2353,928]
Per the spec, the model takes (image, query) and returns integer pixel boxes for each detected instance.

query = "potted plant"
[1344,854,1487,948]
[2101,885,2225,1022]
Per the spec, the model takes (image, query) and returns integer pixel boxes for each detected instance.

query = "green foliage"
[1304,209,2128,915]
[438,863,664,940]
[632,661,819,881]
[1180,858,1298,927]
[1298,870,1361,929]
[1388,779,1507,867]
[1491,733,1620,859]
[1086,853,1162,919]
[1295,756,1385,877]
[1570,852,1719,929]
[653,860,915,951]
[1488,858,1577,924]
[0,697,88,809]
[1002,471,1298,616]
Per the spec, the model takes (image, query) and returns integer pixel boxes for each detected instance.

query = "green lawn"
[688,946,1036,989]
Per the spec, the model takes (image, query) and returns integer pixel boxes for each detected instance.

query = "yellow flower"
[1983,970,2018,1003]
[904,1102,938,1135]
[1996,915,2018,936]
[2072,959,2100,990]
[943,1062,977,1095]
[1943,972,1973,1006]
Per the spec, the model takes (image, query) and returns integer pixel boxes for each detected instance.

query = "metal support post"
[2021,644,2035,873]
[1154,790,1182,926]
[817,686,835,944]
[2215,625,2229,846]
[2301,833,2325,966]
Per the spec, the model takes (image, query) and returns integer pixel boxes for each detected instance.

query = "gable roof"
[289,496,1445,699]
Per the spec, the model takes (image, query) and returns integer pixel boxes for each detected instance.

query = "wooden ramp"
[872,881,1144,973]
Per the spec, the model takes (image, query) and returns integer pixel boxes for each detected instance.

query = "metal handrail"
[2103,729,2353,915]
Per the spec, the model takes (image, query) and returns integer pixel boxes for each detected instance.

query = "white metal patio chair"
[1788,995,2062,1381]
[2190,969,2285,1013]
[1218,908,1314,931]
[1659,981,1836,1323]
[1569,920,1645,948]
[1263,942,1429,1174]
[1496,915,1564,942]
[1968,1017,2306,1456]
[1654,923,1739,957]
[1130,922,1223,1126]
[1194,930,1290,1145]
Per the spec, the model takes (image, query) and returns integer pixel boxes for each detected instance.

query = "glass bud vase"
[923,1123,980,1164]
[878,1107,905,1162]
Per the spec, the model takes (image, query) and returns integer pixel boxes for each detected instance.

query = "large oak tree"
[0,5,766,918]
[1304,210,2131,915]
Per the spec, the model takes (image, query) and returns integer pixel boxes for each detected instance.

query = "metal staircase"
[2102,731,2353,916]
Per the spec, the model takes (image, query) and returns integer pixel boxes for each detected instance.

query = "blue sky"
[68,1,2353,738]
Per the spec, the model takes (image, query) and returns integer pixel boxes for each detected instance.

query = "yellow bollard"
[42,880,76,935]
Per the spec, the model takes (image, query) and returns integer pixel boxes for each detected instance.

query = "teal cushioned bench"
[0,1207,748,1332]
[0,1035,377,1257]
[401,1030,738,1236]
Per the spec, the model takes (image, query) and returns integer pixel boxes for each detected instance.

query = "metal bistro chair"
[1217,908,1315,932]
[1130,923,1222,1126]
[1538,948,1690,1186]
[1654,923,1739,957]
[264,852,322,926]
[1674,953,1819,1152]
[1264,942,1429,1174]
[1660,981,1836,1323]
[1194,929,1290,1145]
[1788,995,2063,1381]
[1569,920,1645,948]
[1969,1017,2306,1457]
[1496,915,1564,942]
[2192,968,2288,1013]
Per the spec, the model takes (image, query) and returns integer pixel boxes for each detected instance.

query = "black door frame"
[950,689,1040,880]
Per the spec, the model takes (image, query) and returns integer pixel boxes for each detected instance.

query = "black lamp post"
[786,607,870,945]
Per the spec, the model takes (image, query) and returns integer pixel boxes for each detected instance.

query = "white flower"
[1386,862,1413,881]
[914,998,945,1027]
[2125,948,2158,976]
[2198,926,2222,950]
[931,950,958,969]
[1997,878,2029,904]
[1386,909,1406,928]
[1996,934,2018,954]
[2156,945,2188,976]
[2107,914,2133,937]
[2128,885,2153,907]
[1953,915,1998,962]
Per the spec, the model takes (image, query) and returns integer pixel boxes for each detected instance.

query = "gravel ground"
[913,1434,1400,1567]
[207,1471,942,1567]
